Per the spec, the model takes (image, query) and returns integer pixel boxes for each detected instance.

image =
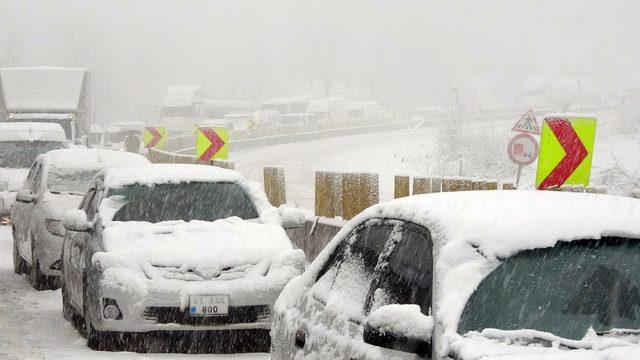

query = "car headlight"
[45,218,65,237]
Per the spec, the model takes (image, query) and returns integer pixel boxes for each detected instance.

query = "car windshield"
[0,141,66,168]
[457,238,640,340]
[108,181,260,223]
[47,167,97,193]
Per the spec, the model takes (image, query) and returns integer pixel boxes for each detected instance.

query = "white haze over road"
[0,226,269,360]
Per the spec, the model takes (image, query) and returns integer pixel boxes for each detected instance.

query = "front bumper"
[92,278,282,333]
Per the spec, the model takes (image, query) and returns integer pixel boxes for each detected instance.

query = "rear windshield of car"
[47,167,97,193]
[457,238,640,340]
[108,181,260,223]
[0,141,66,168]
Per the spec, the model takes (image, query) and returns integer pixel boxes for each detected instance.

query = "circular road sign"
[507,133,539,166]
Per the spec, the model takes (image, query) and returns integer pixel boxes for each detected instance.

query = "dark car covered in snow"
[271,191,640,360]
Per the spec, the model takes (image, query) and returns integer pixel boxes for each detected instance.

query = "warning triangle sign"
[512,110,540,135]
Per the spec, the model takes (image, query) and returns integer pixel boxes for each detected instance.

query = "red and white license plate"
[189,294,229,316]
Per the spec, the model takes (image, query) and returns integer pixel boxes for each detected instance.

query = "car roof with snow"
[40,148,150,170]
[0,122,68,142]
[100,163,243,188]
[314,190,640,334]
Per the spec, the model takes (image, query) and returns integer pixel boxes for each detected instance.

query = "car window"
[311,220,396,318]
[457,237,640,340]
[30,162,44,194]
[364,223,433,316]
[108,182,259,223]
[80,187,97,212]
[86,180,104,221]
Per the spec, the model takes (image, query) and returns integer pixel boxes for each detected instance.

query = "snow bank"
[0,67,87,112]
[0,122,67,142]
[43,148,149,170]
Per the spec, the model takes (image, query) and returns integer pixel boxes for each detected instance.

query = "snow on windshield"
[46,167,96,193]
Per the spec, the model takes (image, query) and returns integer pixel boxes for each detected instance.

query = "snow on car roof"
[0,67,87,112]
[42,148,150,170]
[0,122,67,142]
[102,163,243,188]
[278,190,640,338]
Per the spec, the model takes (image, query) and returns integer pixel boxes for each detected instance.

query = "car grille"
[143,305,271,325]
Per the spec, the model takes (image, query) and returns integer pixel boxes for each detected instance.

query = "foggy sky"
[2,0,640,123]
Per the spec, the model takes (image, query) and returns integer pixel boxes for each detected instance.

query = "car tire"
[83,281,119,351]
[28,237,54,290]
[12,230,26,275]
[62,280,74,322]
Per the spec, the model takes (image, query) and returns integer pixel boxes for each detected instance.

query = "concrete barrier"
[285,218,343,261]
[394,176,410,198]
[264,167,286,207]
[341,172,379,220]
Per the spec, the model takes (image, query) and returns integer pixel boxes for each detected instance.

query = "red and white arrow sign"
[145,127,163,148]
[198,127,226,161]
[537,118,588,190]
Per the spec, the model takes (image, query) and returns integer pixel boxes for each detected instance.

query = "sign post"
[507,110,540,187]
[507,133,539,186]
[535,116,597,190]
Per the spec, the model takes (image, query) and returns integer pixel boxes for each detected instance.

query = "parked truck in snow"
[0,67,92,143]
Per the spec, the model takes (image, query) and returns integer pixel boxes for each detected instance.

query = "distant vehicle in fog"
[0,122,68,220]
[306,97,348,123]
[410,106,445,127]
[11,148,149,290]
[60,164,305,351]
[0,67,92,144]
[347,101,383,122]
[159,85,255,133]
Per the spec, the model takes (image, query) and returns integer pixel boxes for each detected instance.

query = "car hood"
[44,192,84,219]
[448,332,640,360]
[0,167,29,191]
[99,216,296,271]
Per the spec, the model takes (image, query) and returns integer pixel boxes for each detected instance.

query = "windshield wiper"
[479,328,592,350]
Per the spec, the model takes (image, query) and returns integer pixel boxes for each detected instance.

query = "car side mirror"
[15,190,35,204]
[62,209,93,232]
[278,205,307,229]
[363,304,433,356]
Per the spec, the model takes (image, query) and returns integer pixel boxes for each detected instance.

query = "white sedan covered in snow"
[271,191,640,360]
[60,164,305,351]
[0,122,68,220]
[11,148,150,290]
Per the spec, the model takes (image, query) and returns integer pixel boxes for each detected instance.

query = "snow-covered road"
[0,226,269,360]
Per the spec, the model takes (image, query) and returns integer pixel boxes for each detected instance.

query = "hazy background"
[2,0,640,123]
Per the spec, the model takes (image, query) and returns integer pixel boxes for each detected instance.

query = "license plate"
[189,295,229,316]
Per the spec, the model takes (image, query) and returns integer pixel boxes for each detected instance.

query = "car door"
[359,222,433,360]
[298,219,397,359]
[17,160,44,262]
[67,183,98,308]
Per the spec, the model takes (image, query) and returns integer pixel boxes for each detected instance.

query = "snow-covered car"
[0,122,68,220]
[60,164,305,351]
[271,191,640,360]
[11,148,150,290]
